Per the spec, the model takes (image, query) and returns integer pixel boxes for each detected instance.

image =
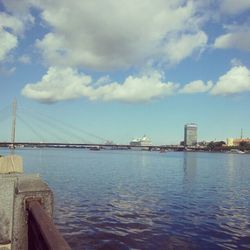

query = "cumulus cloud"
[21,67,178,103]
[0,28,17,62]
[21,67,92,103]
[91,72,178,102]
[0,12,24,35]
[5,0,206,70]
[220,0,250,15]
[18,54,31,64]
[210,66,250,95]
[164,31,207,64]
[21,64,250,103]
[230,58,243,67]
[207,1,250,51]
[179,80,213,94]
[0,12,24,61]
[2,0,35,26]
[94,76,112,87]
[214,25,250,51]
[6,0,250,104]
[0,66,16,75]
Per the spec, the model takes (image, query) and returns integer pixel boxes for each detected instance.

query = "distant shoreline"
[0,143,249,154]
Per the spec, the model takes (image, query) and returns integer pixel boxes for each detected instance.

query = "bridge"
[0,100,188,150]
[0,100,117,146]
[0,141,186,151]
[0,100,214,152]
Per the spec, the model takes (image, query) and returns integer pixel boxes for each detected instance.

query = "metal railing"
[27,200,71,250]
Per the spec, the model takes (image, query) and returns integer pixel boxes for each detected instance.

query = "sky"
[0,0,250,145]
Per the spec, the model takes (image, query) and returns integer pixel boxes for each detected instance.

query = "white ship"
[130,135,152,146]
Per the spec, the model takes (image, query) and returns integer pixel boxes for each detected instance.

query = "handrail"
[27,200,71,250]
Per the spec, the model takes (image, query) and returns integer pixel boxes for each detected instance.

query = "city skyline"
[0,101,247,145]
[1,1,250,144]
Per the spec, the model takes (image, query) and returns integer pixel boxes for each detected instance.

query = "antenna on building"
[241,128,243,139]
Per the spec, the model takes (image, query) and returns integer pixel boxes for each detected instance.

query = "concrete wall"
[0,155,23,174]
[0,173,53,250]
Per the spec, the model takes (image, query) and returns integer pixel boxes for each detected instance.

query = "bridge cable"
[16,112,70,143]
[19,104,109,143]
[18,106,90,143]
[18,105,100,143]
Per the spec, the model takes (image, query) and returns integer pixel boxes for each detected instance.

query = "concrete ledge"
[0,173,53,250]
[12,175,53,250]
[0,179,15,245]
[0,155,23,174]
[16,175,50,194]
[0,244,11,250]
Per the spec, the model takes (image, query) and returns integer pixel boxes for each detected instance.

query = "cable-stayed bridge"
[0,101,112,145]
[0,101,186,151]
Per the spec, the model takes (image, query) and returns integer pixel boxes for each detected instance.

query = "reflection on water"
[183,152,197,188]
[2,149,250,250]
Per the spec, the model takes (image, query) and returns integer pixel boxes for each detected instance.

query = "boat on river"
[89,146,101,151]
[228,149,245,154]
[130,135,152,146]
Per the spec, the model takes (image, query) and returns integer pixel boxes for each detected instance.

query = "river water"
[2,149,250,249]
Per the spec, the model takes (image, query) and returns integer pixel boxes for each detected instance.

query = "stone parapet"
[0,172,53,250]
[0,155,23,174]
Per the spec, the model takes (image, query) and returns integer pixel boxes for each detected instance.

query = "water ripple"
[11,149,250,250]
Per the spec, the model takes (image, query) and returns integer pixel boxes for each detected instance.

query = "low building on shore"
[226,138,250,146]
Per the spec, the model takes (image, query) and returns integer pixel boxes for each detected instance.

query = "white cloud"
[179,80,213,94]
[0,12,24,35]
[164,31,207,64]
[21,67,92,103]
[214,25,250,51]
[214,0,250,52]
[21,64,250,103]
[0,12,24,62]
[94,76,112,87]
[2,0,35,26]
[91,72,178,102]
[210,66,250,95]
[230,58,243,67]
[0,66,16,75]
[21,67,178,103]
[0,27,17,61]
[220,0,250,15]
[15,0,207,70]
[18,54,31,64]
[0,2,35,64]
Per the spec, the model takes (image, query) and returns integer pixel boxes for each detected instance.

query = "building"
[184,123,197,146]
[226,138,250,146]
[130,135,152,146]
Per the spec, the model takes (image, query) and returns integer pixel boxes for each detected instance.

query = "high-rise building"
[184,123,197,146]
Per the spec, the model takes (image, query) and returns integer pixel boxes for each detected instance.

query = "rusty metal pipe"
[27,200,71,250]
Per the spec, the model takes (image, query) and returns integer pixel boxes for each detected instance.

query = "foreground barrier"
[27,200,70,250]
[0,155,71,250]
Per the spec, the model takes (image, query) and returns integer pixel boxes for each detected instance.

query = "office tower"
[184,123,197,146]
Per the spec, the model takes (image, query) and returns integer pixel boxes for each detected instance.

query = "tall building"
[184,123,197,146]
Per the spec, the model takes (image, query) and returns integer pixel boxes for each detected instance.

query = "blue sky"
[0,0,250,145]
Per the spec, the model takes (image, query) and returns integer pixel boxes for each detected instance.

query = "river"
[1,148,250,249]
